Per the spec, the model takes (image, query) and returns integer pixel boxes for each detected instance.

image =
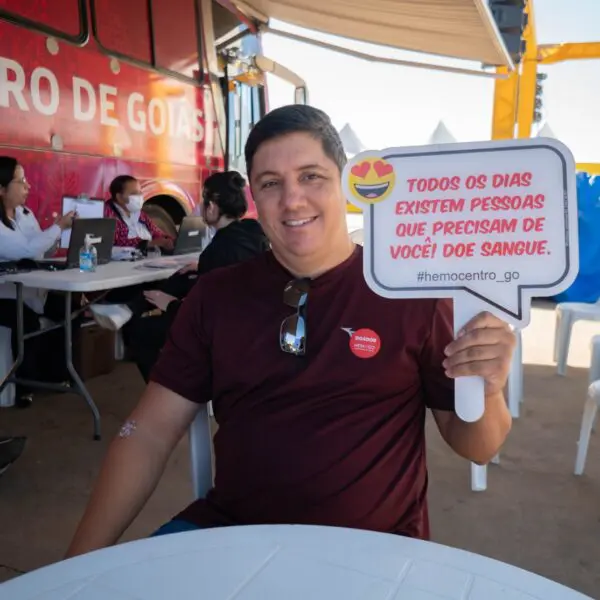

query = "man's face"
[249,132,346,262]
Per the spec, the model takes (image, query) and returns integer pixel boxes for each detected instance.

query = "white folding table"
[0,524,591,599]
[0,255,196,440]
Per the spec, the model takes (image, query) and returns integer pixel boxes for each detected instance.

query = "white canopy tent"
[537,122,558,139]
[230,0,514,68]
[427,120,458,144]
[338,123,366,158]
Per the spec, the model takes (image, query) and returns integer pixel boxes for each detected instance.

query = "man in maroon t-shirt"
[66,105,515,557]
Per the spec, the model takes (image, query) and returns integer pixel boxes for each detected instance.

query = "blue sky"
[262,0,600,163]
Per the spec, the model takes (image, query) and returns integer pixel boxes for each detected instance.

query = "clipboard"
[60,196,105,248]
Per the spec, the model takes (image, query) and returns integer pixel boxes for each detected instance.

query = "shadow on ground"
[1,358,599,597]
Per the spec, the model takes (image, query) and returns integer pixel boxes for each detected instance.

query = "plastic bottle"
[79,234,97,273]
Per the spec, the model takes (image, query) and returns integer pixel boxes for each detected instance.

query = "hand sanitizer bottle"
[79,234,97,273]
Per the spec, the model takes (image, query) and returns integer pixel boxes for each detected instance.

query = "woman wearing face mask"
[87,175,174,329]
[104,175,173,250]
[0,156,76,406]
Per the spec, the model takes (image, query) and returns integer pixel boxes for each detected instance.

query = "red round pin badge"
[349,328,381,359]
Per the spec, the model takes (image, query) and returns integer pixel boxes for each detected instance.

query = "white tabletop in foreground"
[1,254,198,292]
[0,525,590,600]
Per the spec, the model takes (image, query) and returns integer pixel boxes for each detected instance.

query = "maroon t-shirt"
[150,245,455,539]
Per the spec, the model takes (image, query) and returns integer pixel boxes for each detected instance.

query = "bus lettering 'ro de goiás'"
[0,0,302,236]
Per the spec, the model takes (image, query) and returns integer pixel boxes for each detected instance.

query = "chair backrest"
[188,403,214,500]
[0,326,16,408]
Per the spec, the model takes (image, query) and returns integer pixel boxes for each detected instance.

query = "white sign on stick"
[342,138,579,422]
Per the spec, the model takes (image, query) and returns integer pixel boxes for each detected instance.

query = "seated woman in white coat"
[0,156,75,407]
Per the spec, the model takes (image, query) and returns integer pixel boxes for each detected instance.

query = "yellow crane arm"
[577,163,600,175]
[491,68,520,139]
[537,42,600,65]
[515,0,537,139]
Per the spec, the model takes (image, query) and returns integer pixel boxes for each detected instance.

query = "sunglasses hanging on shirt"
[280,278,310,356]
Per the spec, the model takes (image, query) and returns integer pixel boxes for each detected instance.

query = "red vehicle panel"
[1,0,83,38]
[0,0,261,234]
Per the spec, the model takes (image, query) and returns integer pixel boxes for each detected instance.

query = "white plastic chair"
[574,380,600,475]
[114,331,125,361]
[0,326,16,408]
[189,402,214,500]
[470,328,522,491]
[554,300,600,376]
[581,335,600,438]
[589,335,600,384]
[349,229,364,246]
[507,329,523,418]
[0,317,55,408]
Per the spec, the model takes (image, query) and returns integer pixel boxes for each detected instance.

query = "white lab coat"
[0,207,61,314]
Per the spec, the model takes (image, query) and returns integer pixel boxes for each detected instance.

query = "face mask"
[127,194,144,212]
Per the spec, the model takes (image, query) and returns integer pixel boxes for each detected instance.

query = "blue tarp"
[552,172,600,304]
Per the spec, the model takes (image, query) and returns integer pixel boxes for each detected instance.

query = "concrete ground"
[1,302,600,597]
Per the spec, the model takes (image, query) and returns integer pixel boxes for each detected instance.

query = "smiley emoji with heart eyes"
[347,157,396,204]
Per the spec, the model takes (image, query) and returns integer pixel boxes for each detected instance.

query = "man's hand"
[144,290,177,312]
[441,311,515,395]
[433,310,514,464]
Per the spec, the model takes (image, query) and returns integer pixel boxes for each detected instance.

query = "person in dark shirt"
[66,105,515,558]
[127,170,270,381]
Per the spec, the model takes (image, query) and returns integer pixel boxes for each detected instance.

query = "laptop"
[169,216,208,256]
[40,218,117,270]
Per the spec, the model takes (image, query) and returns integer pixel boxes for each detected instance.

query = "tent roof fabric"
[233,0,512,66]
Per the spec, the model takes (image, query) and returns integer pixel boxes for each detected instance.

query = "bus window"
[211,0,246,47]
[92,0,152,64]
[151,0,201,79]
[251,86,264,127]
[0,0,84,41]
[227,80,263,174]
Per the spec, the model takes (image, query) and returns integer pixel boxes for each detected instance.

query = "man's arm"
[65,383,199,558]
[432,391,511,465]
[67,280,213,558]
[421,301,514,465]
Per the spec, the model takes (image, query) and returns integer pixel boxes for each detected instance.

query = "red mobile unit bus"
[0,0,269,235]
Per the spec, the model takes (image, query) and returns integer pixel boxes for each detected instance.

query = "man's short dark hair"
[244,105,347,177]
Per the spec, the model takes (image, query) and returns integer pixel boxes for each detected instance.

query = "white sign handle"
[453,293,486,423]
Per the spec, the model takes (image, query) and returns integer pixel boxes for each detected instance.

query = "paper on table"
[60,197,105,248]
